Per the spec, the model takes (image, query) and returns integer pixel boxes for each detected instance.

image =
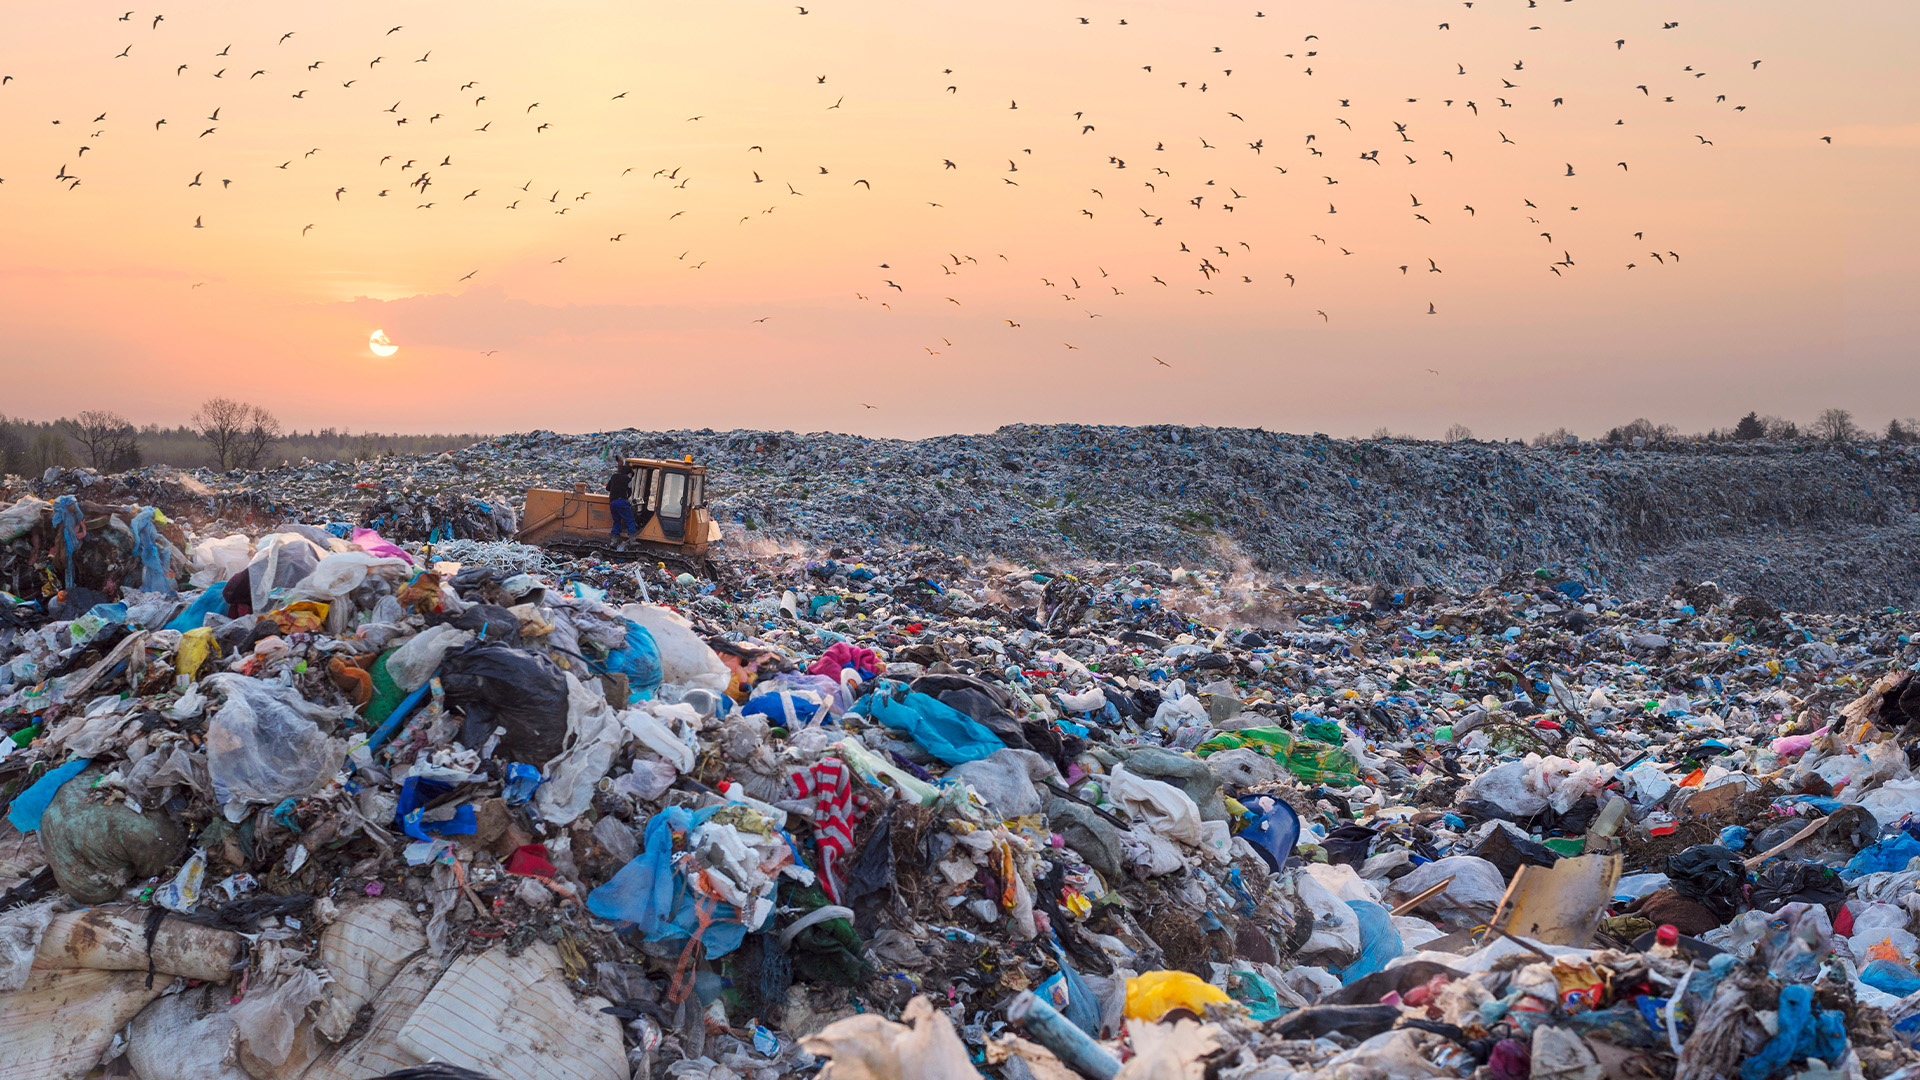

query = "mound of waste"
[1,483,1919,1080]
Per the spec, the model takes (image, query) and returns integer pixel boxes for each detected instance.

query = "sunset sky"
[1,1,1914,440]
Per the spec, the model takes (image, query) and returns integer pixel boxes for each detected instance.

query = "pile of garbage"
[4,486,1920,1080]
[30,424,1920,612]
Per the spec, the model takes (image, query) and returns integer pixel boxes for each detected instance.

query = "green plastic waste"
[1229,968,1286,1021]
[364,648,406,725]
[1195,726,1359,787]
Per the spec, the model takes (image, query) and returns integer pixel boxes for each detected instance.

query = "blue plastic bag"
[166,587,229,633]
[131,508,175,595]
[860,688,1005,765]
[395,776,477,842]
[1845,834,1920,879]
[1719,825,1750,851]
[1739,984,1846,1080]
[743,689,830,728]
[1335,900,1404,984]
[52,496,84,590]
[1862,959,1920,998]
[588,805,755,958]
[598,620,663,700]
[6,758,92,833]
[1037,943,1102,1038]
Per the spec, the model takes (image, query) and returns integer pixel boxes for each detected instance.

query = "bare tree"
[1604,418,1676,445]
[192,398,248,470]
[1811,408,1860,443]
[1889,419,1920,444]
[192,397,282,470]
[59,410,137,470]
[1368,426,1395,440]
[236,406,285,469]
[1531,427,1577,446]
[1443,423,1474,443]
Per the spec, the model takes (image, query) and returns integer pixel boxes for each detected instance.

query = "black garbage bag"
[1474,827,1562,879]
[1273,1004,1402,1040]
[1101,684,1143,721]
[1665,844,1747,922]
[450,603,522,644]
[1749,861,1846,913]
[1323,825,1378,868]
[1823,805,1881,852]
[440,642,570,764]
[1545,795,1601,835]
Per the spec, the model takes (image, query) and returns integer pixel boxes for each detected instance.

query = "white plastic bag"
[619,604,730,692]
[202,674,348,811]
[385,625,475,692]
[1107,764,1207,847]
[189,534,254,588]
[290,551,411,602]
[536,675,626,826]
[1467,760,1548,817]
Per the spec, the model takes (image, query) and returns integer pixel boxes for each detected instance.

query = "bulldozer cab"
[517,456,723,564]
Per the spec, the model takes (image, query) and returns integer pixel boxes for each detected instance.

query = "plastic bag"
[165,586,229,633]
[587,805,754,957]
[202,673,347,810]
[386,625,476,692]
[1666,844,1748,922]
[1466,760,1549,818]
[597,620,663,699]
[130,507,176,595]
[0,495,49,542]
[440,642,571,763]
[619,604,730,692]
[189,533,253,587]
[1334,900,1403,984]
[349,527,412,563]
[946,748,1049,819]
[1750,861,1846,911]
[292,551,410,602]
[1124,970,1233,1022]
[38,765,190,903]
[1195,725,1358,787]
[861,687,1005,765]
[535,674,627,825]
[1845,834,1920,879]
[244,533,328,613]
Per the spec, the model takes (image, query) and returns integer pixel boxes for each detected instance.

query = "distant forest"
[0,411,485,477]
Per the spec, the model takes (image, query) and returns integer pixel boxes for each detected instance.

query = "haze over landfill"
[3,1,1916,438]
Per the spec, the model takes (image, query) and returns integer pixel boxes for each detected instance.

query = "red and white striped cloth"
[790,758,869,903]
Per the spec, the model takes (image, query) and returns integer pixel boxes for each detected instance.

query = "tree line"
[0,399,487,476]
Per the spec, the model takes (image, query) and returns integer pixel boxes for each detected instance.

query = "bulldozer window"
[659,470,688,540]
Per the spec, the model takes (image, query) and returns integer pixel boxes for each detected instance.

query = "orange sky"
[1,1,1914,440]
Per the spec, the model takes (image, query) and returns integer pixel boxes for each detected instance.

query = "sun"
[369,329,399,357]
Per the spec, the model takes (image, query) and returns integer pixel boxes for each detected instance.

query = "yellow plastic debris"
[1124,970,1233,1022]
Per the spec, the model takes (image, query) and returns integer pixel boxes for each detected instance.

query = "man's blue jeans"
[610,498,638,536]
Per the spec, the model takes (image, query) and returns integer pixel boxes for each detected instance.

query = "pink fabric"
[1771,727,1828,758]
[808,642,881,681]
[789,758,869,903]
[350,528,414,564]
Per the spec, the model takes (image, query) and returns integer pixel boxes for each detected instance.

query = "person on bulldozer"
[607,460,638,546]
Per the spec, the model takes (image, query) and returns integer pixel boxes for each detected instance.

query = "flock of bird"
[4,4,1828,375]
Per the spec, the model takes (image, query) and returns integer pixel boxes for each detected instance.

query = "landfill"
[4,442,1920,1080]
[27,423,1920,613]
